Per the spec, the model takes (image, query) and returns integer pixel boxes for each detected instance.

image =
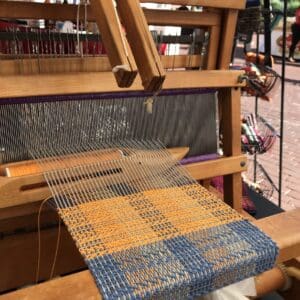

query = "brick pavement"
[241,64,300,211]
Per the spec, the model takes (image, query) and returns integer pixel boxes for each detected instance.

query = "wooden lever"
[116,0,166,92]
[89,0,137,87]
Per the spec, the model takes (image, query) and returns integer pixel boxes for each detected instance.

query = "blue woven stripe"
[87,255,135,299]
[186,220,278,292]
[85,220,278,300]
[227,220,279,274]
[163,236,214,297]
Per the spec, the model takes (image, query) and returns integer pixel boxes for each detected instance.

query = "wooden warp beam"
[89,0,137,87]
[117,0,166,92]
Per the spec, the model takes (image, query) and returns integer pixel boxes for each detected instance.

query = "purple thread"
[180,153,219,165]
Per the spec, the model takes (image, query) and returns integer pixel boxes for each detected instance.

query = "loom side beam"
[1,209,299,300]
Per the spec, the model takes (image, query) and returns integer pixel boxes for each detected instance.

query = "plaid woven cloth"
[58,183,278,299]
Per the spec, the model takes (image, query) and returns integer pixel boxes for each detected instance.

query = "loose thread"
[49,215,62,279]
[36,196,61,283]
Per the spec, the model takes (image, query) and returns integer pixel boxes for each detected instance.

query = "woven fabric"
[57,183,278,299]
[29,140,277,299]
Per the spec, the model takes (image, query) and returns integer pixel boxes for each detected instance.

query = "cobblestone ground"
[241,63,300,211]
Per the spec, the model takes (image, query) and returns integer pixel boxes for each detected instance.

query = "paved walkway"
[241,63,300,211]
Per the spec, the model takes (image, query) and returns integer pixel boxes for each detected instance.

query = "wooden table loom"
[0,0,299,298]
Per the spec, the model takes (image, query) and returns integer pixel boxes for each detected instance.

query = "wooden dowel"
[255,267,286,297]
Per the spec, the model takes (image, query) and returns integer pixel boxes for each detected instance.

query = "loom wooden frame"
[0,0,299,297]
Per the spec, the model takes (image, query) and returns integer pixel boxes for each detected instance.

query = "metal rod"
[253,31,260,183]
[278,0,287,208]
[258,162,279,193]
[257,115,278,136]
[263,0,272,66]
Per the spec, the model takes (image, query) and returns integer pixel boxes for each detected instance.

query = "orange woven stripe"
[59,184,243,260]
